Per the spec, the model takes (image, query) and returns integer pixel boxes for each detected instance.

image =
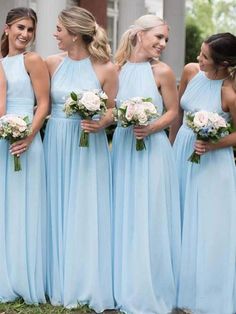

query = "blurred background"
[0,0,235,82]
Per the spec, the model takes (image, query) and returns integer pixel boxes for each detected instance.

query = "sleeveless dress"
[43,56,114,311]
[112,61,181,314]
[174,71,236,314]
[0,54,46,304]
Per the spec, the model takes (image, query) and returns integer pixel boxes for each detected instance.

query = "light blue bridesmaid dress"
[112,61,181,314]
[43,56,114,311]
[174,71,236,314]
[0,54,46,304]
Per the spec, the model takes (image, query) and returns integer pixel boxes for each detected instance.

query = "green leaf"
[70,92,77,101]
[143,97,153,102]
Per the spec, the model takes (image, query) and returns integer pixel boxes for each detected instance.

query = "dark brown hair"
[204,33,236,76]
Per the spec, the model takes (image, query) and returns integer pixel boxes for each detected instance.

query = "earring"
[72,37,77,42]
[5,32,8,36]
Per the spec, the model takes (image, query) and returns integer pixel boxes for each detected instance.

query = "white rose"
[144,102,157,114]
[137,111,148,125]
[125,103,136,121]
[193,111,209,127]
[215,116,227,128]
[100,91,108,100]
[80,91,101,111]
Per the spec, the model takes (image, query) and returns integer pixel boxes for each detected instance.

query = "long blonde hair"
[59,6,111,63]
[1,7,37,57]
[115,15,167,67]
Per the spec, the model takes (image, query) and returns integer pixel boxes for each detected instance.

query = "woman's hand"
[133,124,154,139]
[10,135,34,156]
[81,119,104,133]
[194,139,214,155]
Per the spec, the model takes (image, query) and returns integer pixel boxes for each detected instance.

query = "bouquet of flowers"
[0,114,31,171]
[64,89,108,147]
[113,97,159,151]
[186,110,231,163]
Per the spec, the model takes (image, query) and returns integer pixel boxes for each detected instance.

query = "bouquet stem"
[136,138,146,151]
[188,151,200,164]
[188,136,207,164]
[79,130,89,147]
[14,155,22,171]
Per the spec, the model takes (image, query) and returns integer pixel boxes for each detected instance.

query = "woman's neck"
[67,46,89,61]
[7,48,25,57]
[205,68,229,80]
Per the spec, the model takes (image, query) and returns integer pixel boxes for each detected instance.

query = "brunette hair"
[1,7,37,57]
[204,32,236,85]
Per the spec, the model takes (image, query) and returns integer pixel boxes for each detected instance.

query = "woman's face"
[54,20,75,51]
[197,43,215,72]
[6,18,35,54]
[138,24,169,59]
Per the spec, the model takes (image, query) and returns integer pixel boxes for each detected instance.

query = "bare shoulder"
[94,59,118,75]
[24,51,44,64]
[151,61,176,89]
[222,79,236,111]
[45,52,66,77]
[23,51,47,74]
[152,61,175,78]
[183,62,199,79]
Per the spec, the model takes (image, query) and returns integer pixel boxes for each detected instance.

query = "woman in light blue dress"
[170,33,236,314]
[43,7,118,311]
[112,15,181,314]
[0,7,49,304]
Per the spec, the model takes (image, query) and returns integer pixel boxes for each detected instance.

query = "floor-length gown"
[44,56,114,311]
[0,54,46,304]
[112,61,181,314]
[174,71,236,314]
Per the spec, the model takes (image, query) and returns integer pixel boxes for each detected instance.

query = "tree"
[185,17,203,64]
[186,0,236,36]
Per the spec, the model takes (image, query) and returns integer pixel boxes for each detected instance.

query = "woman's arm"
[0,62,6,117]
[134,62,178,140]
[81,61,118,133]
[195,81,236,154]
[169,63,199,144]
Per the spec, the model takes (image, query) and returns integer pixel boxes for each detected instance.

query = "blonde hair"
[115,14,167,67]
[1,7,37,57]
[59,6,111,63]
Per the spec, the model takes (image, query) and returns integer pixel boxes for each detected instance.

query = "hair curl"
[59,6,111,63]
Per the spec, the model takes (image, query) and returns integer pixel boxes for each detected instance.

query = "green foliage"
[186,0,236,38]
[188,0,215,38]
[213,0,236,34]
[185,19,203,64]
[185,0,236,65]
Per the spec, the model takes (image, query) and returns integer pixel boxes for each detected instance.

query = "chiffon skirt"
[44,112,114,311]
[174,124,236,314]
[0,133,46,304]
[112,126,181,314]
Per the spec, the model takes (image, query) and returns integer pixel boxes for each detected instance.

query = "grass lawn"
[0,299,121,314]
[0,300,188,314]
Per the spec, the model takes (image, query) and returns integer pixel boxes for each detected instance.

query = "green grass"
[0,299,120,314]
[0,299,188,314]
